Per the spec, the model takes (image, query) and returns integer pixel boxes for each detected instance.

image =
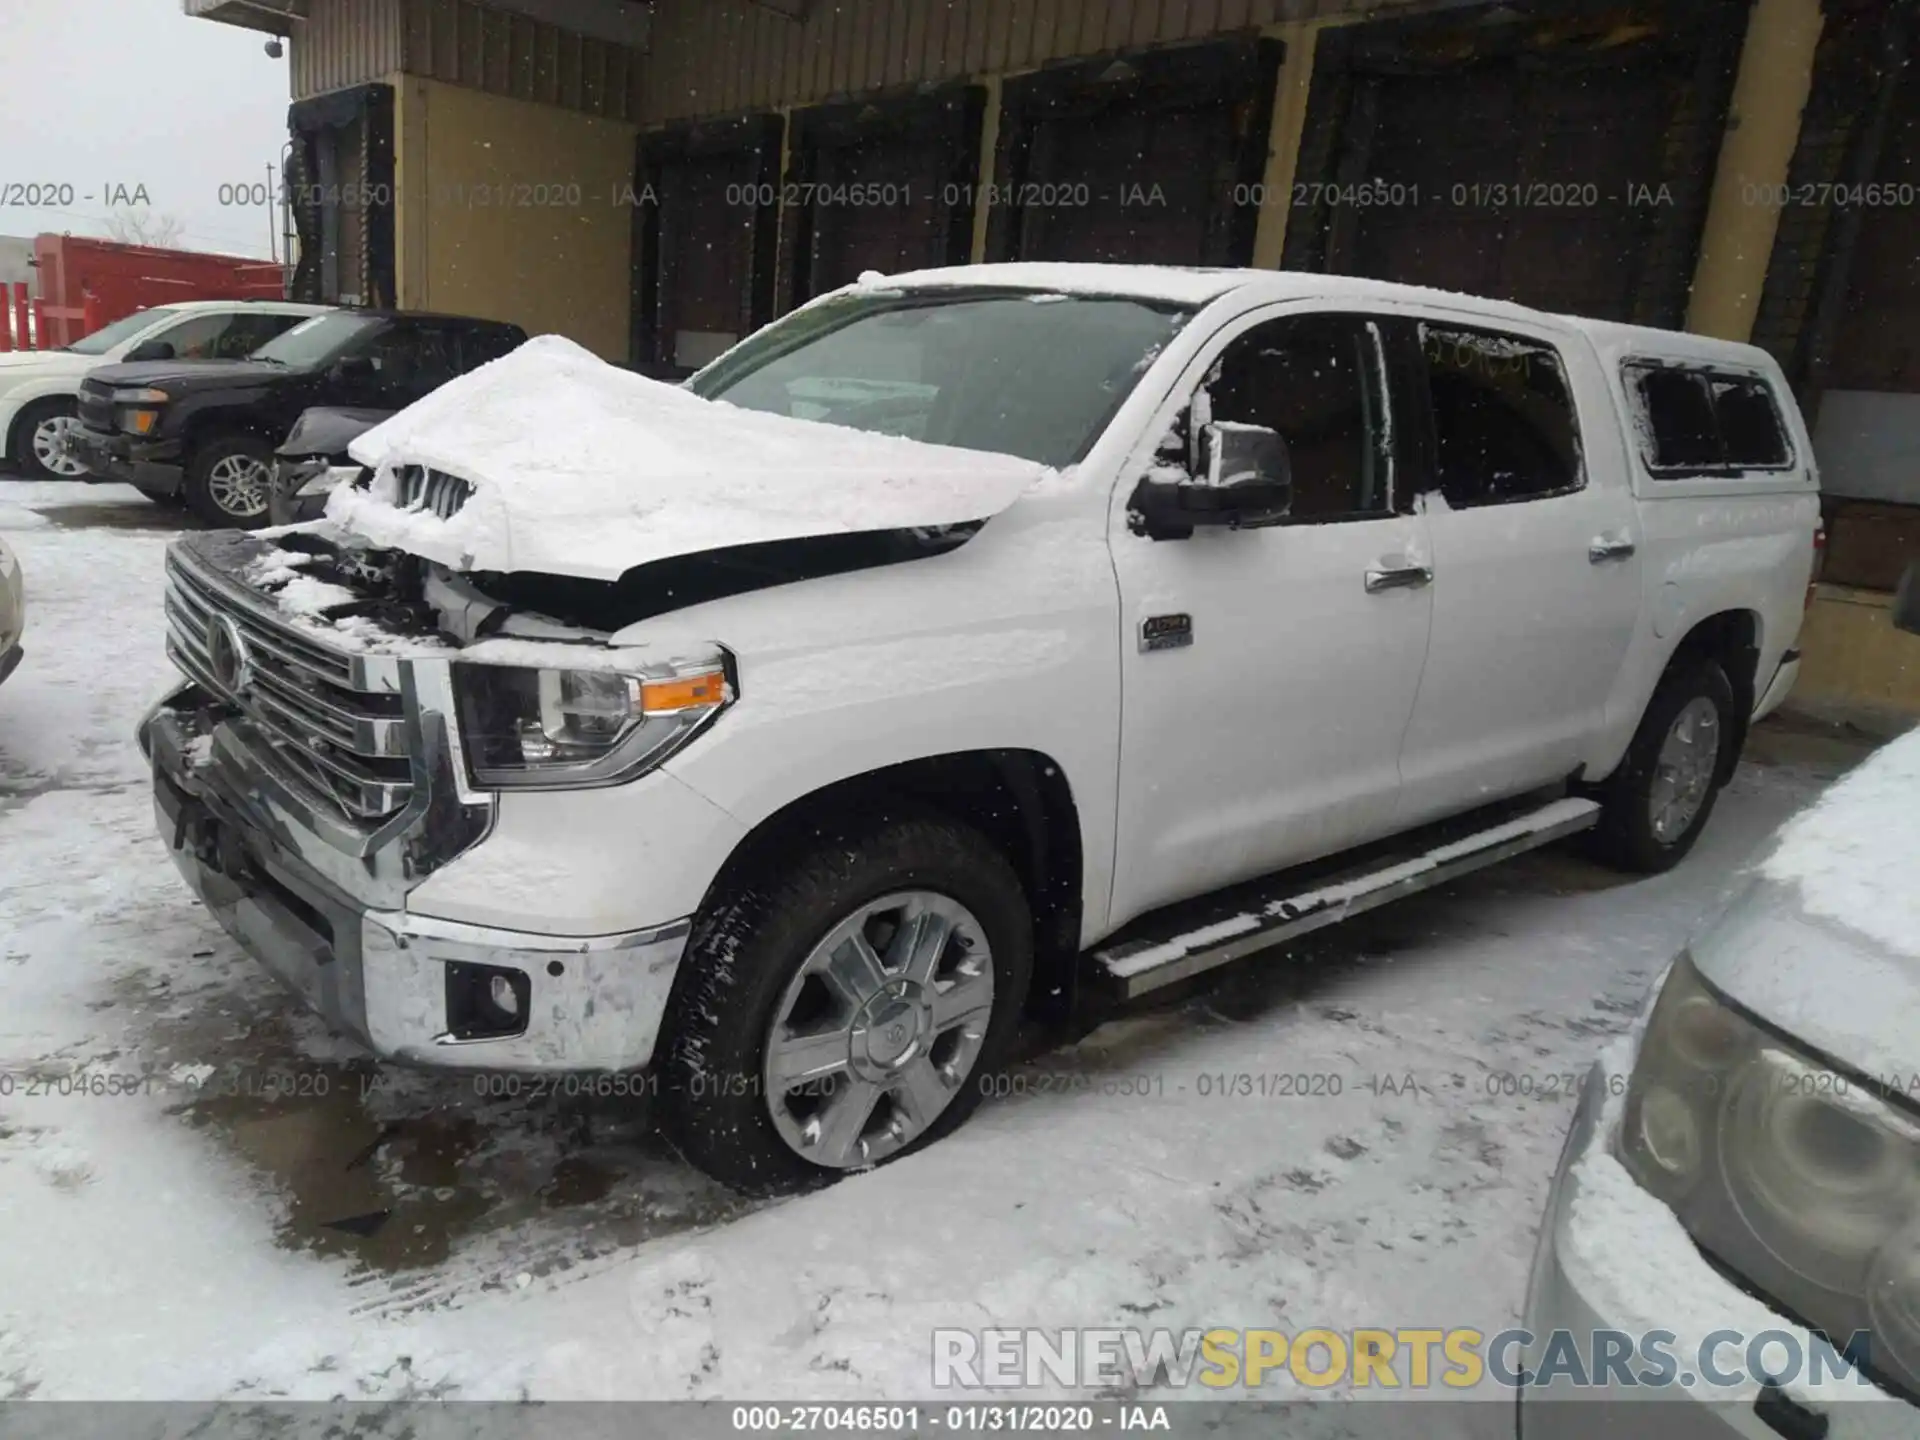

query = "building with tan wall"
[186,0,1920,719]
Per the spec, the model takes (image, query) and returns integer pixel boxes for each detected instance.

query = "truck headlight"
[1619,953,1920,1394]
[113,389,169,436]
[451,650,732,789]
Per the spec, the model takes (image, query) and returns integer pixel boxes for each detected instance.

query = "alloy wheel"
[1649,696,1721,843]
[762,890,995,1169]
[205,454,273,519]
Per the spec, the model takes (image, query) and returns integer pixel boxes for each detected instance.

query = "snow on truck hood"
[330,334,1052,581]
[1691,728,1920,1085]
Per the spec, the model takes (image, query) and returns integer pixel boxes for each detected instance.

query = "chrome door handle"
[1589,538,1636,563]
[1365,564,1433,593]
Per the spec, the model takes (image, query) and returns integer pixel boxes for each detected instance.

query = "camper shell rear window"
[1624,360,1794,476]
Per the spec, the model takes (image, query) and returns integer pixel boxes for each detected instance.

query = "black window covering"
[631,113,785,379]
[986,37,1282,269]
[286,83,396,310]
[780,86,985,312]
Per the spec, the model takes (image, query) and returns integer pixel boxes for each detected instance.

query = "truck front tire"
[183,434,276,529]
[1588,658,1736,874]
[661,806,1033,1194]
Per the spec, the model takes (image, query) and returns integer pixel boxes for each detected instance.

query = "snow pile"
[332,335,1052,581]
[1762,727,1920,959]
[242,547,313,589]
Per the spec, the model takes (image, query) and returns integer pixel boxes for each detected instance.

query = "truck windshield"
[252,312,384,368]
[63,307,187,356]
[689,290,1193,469]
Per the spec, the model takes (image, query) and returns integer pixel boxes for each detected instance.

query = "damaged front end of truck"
[137,331,1049,1069]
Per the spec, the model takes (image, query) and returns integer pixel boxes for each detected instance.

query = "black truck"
[69,310,526,528]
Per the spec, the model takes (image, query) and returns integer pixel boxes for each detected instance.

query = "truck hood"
[332,335,1053,581]
[85,358,287,391]
[1691,730,1920,1086]
[279,405,393,459]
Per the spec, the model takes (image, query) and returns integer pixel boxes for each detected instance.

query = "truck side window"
[147,312,241,361]
[362,325,456,396]
[1628,363,1792,473]
[1632,367,1720,470]
[458,326,524,372]
[219,312,306,358]
[1203,314,1391,521]
[1420,323,1581,507]
[1712,377,1790,468]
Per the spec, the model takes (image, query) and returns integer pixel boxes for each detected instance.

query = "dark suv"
[70,310,527,527]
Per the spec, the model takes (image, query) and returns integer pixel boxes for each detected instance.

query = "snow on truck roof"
[864,264,1783,373]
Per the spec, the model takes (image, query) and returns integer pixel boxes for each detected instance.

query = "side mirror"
[1895,561,1920,637]
[1205,421,1293,504]
[332,355,377,384]
[125,340,174,363]
[1129,422,1293,541]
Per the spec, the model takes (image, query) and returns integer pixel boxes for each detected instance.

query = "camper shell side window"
[1624,359,1796,477]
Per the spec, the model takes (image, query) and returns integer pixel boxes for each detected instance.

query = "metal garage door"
[1808,11,1920,590]
[1287,3,1743,327]
[634,114,783,378]
[782,88,984,310]
[987,38,1282,268]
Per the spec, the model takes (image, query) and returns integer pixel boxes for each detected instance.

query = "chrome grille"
[394,464,473,519]
[164,550,413,820]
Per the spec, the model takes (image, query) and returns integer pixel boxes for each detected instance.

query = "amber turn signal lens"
[639,669,729,715]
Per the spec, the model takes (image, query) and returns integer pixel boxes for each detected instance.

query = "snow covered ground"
[0,479,1876,1418]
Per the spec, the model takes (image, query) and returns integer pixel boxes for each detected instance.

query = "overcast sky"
[1,0,292,258]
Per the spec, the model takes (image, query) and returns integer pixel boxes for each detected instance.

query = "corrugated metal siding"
[292,0,405,100]
[400,0,647,120]
[640,0,1413,123]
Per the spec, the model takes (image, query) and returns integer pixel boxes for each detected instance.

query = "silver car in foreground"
[0,533,21,687]
[1521,562,1920,1438]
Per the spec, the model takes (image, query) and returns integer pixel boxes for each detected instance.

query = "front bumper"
[1520,1058,1905,1438]
[143,685,690,1072]
[69,425,184,492]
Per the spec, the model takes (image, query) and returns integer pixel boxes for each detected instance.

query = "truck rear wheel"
[183,434,275,529]
[661,806,1033,1194]
[1587,658,1735,874]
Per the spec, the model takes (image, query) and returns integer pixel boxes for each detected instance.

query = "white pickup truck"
[140,264,1822,1192]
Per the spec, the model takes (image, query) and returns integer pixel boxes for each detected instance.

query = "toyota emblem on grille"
[207,614,254,697]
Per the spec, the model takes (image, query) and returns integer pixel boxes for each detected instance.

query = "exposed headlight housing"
[451,649,732,789]
[1619,953,1920,1395]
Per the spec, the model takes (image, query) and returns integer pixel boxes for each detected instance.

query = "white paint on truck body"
[321,263,1818,979]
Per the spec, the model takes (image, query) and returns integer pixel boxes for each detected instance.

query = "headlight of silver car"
[451,649,732,789]
[1619,953,1920,1394]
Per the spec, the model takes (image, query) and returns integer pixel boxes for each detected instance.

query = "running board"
[1091,796,1601,1000]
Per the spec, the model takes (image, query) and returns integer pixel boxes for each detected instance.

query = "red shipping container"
[27,235,286,349]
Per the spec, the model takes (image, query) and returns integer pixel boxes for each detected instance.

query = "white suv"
[140,265,1823,1193]
[0,300,329,482]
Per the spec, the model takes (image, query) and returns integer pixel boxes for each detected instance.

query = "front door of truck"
[1108,308,1435,931]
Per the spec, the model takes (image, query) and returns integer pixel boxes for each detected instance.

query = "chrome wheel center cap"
[856,980,929,1073]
